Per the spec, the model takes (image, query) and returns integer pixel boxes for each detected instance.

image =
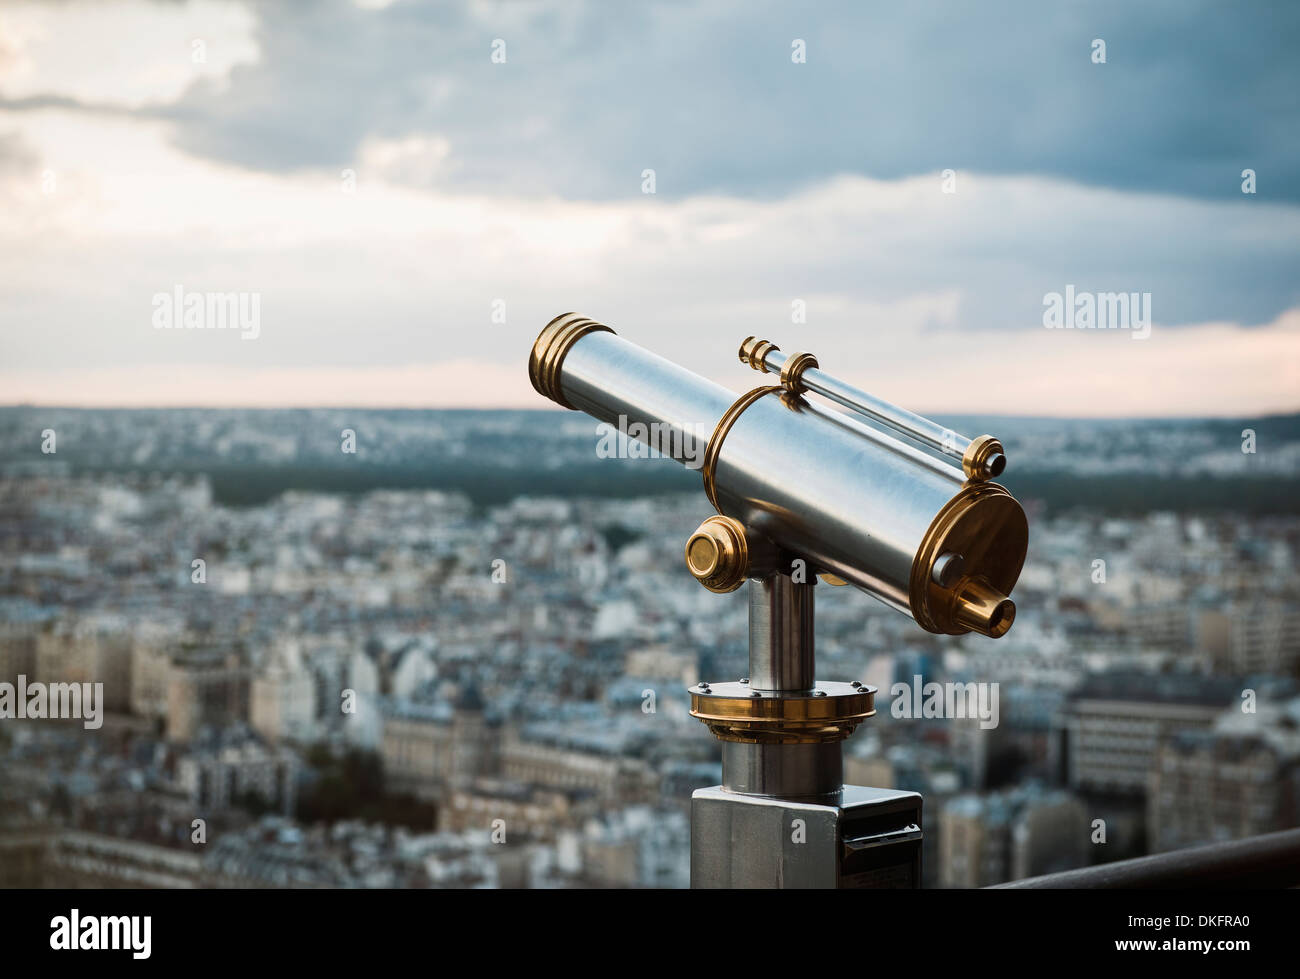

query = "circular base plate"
[689,680,876,744]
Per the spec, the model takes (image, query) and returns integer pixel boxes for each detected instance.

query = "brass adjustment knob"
[685,516,750,593]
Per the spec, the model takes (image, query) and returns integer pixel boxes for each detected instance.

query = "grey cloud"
[137,0,1300,202]
[6,2,1295,202]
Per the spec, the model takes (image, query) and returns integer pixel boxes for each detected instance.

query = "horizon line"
[2,402,1299,423]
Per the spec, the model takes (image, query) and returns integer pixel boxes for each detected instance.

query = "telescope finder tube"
[739,336,1007,481]
[530,313,1027,639]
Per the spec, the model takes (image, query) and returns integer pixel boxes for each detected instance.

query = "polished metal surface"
[748,574,814,691]
[558,330,734,467]
[931,551,966,587]
[689,680,875,744]
[529,313,613,409]
[952,575,1016,638]
[722,741,842,798]
[684,515,751,593]
[713,392,964,616]
[691,788,842,888]
[533,317,960,888]
[961,433,1007,481]
[691,784,923,888]
[752,343,975,466]
[538,319,1026,637]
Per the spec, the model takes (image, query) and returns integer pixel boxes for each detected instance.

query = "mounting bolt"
[750,691,762,699]
[813,689,828,697]
[850,680,862,688]
[740,677,749,684]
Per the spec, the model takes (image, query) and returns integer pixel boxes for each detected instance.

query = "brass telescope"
[529,312,1029,887]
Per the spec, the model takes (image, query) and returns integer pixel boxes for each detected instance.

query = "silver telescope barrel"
[530,313,1028,638]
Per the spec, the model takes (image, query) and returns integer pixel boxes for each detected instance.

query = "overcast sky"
[0,0,1297,415]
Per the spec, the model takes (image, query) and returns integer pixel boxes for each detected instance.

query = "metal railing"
[990,827,1300,888]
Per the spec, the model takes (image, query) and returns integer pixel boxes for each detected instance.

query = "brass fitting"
[701,385,784,512]
[778,351,819,394]
[962,434,1006,481]
[529,313,614,409]
[738,337,780,373]
[951,576,1017,639]
[909,481,1027,637]
[689,680,876,744]
[685,515,750,593]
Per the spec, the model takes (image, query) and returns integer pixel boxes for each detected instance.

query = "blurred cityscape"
[1,407,1298,888]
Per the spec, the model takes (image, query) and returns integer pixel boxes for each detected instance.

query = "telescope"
[529,312,1028,888]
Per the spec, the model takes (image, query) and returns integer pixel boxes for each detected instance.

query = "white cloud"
[1,103,1296,416]
[0,0,259,107]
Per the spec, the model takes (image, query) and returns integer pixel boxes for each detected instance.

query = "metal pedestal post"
[689,573,923,888]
